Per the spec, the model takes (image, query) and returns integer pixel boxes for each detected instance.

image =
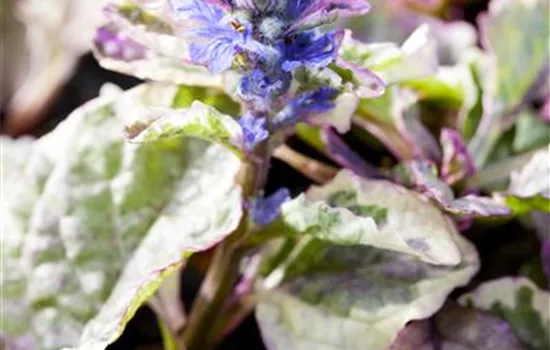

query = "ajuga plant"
[2,0,549,349]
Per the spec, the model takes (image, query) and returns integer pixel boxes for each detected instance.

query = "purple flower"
[273,87,338,128]
[170,0,254,72]
[239,114,269,150]
[279,30,344,71]
[250,188,291,225]
[239,69,291,101]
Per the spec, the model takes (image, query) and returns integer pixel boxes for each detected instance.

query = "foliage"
[1,0,549,349]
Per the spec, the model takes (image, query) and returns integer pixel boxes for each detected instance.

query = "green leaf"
[119,83,244,157]
[505,146,550,214]
[278,170,464,265]
[127,101,244,157]
[512,110,550,154]
[460,277,550,350]
[356,86,440,160]
[468,0,549,167]
[256,227,479,350]
[0,85,243,350]
[390,302,524,350]
[481,0,549,114]
[402,63,477,109]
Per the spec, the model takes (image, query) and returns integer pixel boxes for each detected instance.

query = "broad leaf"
[390,302,524,350]
[256,227,479,350]
[278,170,464,265]
[505,146,550,214]
[0,85,243,350]
[460,277,550,350]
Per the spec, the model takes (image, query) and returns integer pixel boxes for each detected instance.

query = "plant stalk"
[182,143,269,350]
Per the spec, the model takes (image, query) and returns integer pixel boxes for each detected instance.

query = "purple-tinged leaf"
[339,25,438,85]
[321,127,380,179]
[256,226,479,350]
[288,0,371,32]
[445,195,511,217]
[440,128,476,185]
[460,277,550,350]
[390,302,524,350]
[93,3,223,87]
[396,159,511,218]
[335,58,386,98]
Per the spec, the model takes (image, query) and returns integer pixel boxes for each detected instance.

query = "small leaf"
[390,302,524,350]
[513,110,550,154]
[460,277,550,350]
[440,128,476,185]
[256,228,479,350]
[505,146,550,214]
[0,85,243,350]
[445,195,511,217]
[126,100,244,157]
[395,159,512,217]
[339,25,438,85]
[278,170,463,265]
[356,86,440,160]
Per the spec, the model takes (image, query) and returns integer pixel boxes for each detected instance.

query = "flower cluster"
[170,0,370,149]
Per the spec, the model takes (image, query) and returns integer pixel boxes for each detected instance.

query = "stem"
[182,232,247,350]
[182,143,270,350]
[273,144,337,184]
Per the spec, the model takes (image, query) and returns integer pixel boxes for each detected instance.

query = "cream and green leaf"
[278,170,463,265]
[504,146,550,214]
[256,227,479,350]
[460,277,550,350]
[0,85,243,350]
